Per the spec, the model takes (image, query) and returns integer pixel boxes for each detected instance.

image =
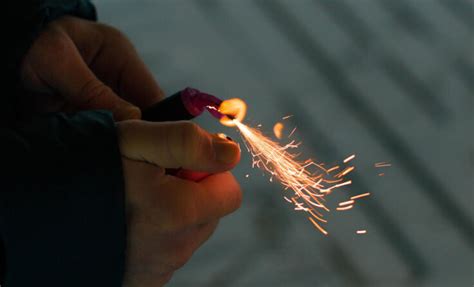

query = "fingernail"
[213,136,239,165]
[215,133,235,142]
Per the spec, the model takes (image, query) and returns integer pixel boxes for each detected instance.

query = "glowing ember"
[288,127,297,138]
[273,122,284,139]
[343,154,355,163]
[374,162,391,168]
[336,205,354,211]
[339,200,355,206]
[337,166,355,178]
[351,192,371,200]
[356,230,367,234]
[308,217,328,235]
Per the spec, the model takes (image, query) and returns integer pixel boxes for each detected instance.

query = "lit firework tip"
[214,98,373,235]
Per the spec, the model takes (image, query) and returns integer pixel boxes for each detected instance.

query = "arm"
[0,111,126,286]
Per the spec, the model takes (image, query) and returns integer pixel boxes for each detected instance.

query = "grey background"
[95,0,473,286]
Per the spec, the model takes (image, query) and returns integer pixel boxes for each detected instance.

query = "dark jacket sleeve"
[0,111,126,287]
[6,0,96,76]
[5,0,97,120]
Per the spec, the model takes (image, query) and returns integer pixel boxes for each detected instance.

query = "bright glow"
[217,100,374,234]
[343,154,355,163]
[351,192,370,200]
[273,122,284,139]
[374,162,391,167]
[218,98,247,126]
[356,230,367,234]
[339,200,355,206]
[336,205,354,211]
[232,120,355,234]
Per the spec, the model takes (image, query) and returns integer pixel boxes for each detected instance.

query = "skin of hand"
[20,16,164,120]
[118,120,242,287]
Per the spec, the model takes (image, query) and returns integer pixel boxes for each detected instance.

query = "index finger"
[59,18,164,109]
[95,23,165,109]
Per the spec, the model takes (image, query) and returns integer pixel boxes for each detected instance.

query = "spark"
[288,127,297,138]
[282,115,293,120]
[356,230,367,234]
[232,120,353,234]
[326,165,340,173]
[339,200,355,206]
[375,162,391,168]
[343,154,356,163]
[336,205,354,211]
[350,192,371,200]
[308,217,328,235]
[273,122,284,139]
[245,174,250,178]
[308,209,327,223]
[378,173,385,177]
[337,166,355,178]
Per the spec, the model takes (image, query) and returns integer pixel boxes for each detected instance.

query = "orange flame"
[218,98,247,126]
[273,122,284,139]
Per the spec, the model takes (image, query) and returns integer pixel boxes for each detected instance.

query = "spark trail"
[233,120,355,234]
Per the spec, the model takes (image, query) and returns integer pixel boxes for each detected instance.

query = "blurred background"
[95,0,473,286]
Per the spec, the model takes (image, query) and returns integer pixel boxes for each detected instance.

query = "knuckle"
[97,23,133,45]
[30,25,71,58]
[78,79,113,106]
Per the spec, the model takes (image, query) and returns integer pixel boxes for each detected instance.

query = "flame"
[218,98,247,126]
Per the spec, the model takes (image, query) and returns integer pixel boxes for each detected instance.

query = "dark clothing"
[1,1,126,286]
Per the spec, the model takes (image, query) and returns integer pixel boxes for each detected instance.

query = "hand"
[20,16,164,120]
[118,120,242,286]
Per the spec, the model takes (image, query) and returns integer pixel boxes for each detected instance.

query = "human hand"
[20,16,164,120]
[118,120,242,286]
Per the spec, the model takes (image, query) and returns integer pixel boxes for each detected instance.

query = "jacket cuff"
[0,111,125,286]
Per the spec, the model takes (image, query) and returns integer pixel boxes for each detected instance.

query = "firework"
[209,96,369,234]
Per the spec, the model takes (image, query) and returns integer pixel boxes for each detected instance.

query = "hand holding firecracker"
[149,88,365,236]
[117,119,241,286]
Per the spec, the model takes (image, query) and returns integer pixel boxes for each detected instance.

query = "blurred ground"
[95,1,473,286]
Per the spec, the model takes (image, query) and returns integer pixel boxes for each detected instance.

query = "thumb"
[118,120,240,172]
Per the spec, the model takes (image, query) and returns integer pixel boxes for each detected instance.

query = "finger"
[158,220,218,268]
[58,17,164,109]
[93,26,165,109]
[155,172,241,229]
[194,220,219,249]
[118,121,240,172]
[25,22,141,121]
[195,172,242,223]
